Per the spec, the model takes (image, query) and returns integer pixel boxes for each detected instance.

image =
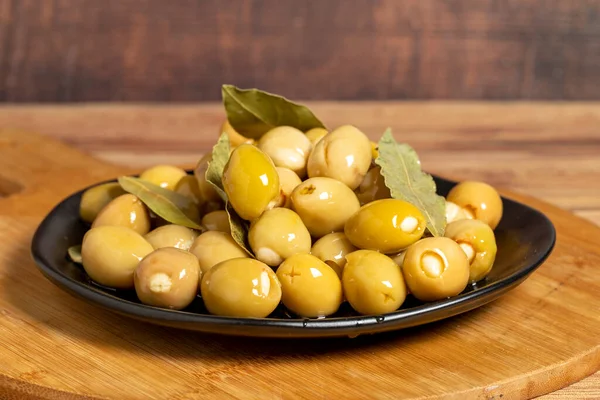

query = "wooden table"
[0,103,599,399]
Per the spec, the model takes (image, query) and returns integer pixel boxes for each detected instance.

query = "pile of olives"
[75,121,503,319]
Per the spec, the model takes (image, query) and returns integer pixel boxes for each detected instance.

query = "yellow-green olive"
[140,165,187,190]
[201,258,281,318]
[307,125,372,190]
[446,181,503,229]
[445,200,474,224]
[402,237,470,301]
[305,127,328,145]
[355,166,391,205]
[311,232,357,270]
[249,208,311,267]
[276,254,342,317]
[194,153,224,205]
[221,119,255,147]
[201,210,230,234]
[134,247,200,310]
[344,199,426,254]
[144,224,199,251]
[81,226,154,289]
[79,183,126,224]
[258,126,312,178]
[291,177,360,238]
[370,141,379,160]
[174,175,203,205]
[189,231,249,273]
[444,219,497,283]
[222,144,281,221]
[343,250,407,315]
[276,167,302,209]
[91,194,151,235]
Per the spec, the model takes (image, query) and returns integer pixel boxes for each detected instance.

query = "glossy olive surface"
[310,232,357,269]
[144,224,199,251]
[189,231,249,273]
[258,126,312,178]
[174,175,204,205]
[79,182,126,223]
[305,127,328,145]
[201,210,231,234]
[201,258,281,318]
[447,181,504,230]
[91,194,151,235]
[140,165,187,190]
[221,119,255,147]
[345,199,426,254]
[355,166,390,205]
[276,167,302,209]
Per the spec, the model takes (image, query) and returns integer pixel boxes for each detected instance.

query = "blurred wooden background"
[1,0,600,102]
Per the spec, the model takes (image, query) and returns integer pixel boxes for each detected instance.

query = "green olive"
[402,237,470,301]
[290,177,360,238]
[370,141,379,160]
[189,231,249,273]
[276,167,302,209]
[276,254,342,318]
[194,153,224,205]
[305,127,328,145]
[201,210,231,234]
[446,181,503,229]
[307,125,372,190]
[144,224,199,251]
[140,165,187,190]
[134,247,200,310]
[343,250,407,315]
[344,199,426,254]
[444,219,497,283]
[221,119,255,147]
[79,182,126,224]
[91,194,151,235]
[445,200,474,224]
[248,208,311,267]
[81,226,154,289]
[201,258,281,318]
[174,175,203,205]
[222,144,281,221]
[258,126,312,178]
[355,166,391,205]
[310,232,357,270]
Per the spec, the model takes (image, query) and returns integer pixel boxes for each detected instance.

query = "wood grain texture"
[0,103,599,399]
[2,1,600,101]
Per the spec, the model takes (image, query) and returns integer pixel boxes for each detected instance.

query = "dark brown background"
[1,0,600,102]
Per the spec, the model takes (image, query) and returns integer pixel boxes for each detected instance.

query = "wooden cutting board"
[0,130,599,400]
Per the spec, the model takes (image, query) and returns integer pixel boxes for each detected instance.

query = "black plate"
[31,175,556,338]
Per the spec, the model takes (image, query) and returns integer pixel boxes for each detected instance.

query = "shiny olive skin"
[276,254,343,318]
[307,125,372,190]
[305,127,328,145]
[355,166,391,205]
[134,247,200,310]
[344,199,426,254]
[222,144,281,221]
[446,181,503,229]
[194,153,224,205]
[445,200,474,224]
[276,167,302,209]
[444,219,497,283]
[144,224,199,251]
[402,237,470,301]
[174,175,203,205]
[311,232,357,270]
[79,182,126,223]
[140,165,187,190]
[81,226,154,289]
[91,194,151,235]
[201,210,231,234]
[221,119,255,147]
[370,141,379,160]
[343,250,407,315]
[248,208,311,267]
[258,126,312,178]
[189,231,249,273]
[201,258,281,318]
[290,177,360,238]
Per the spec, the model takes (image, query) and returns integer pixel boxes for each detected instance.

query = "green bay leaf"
[226,203,254,256]
[222,84,326,139]
[118,176,204,230]
[67,245,82,264]
[205,132,230,202]
[375,129,446,237]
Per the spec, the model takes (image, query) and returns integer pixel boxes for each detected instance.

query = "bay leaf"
[205,132,230,202]
[67,245,83,264]
[375,129,446,237]
[225,203,254,256]
[118,176,204,230]
[222,84,326,139]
